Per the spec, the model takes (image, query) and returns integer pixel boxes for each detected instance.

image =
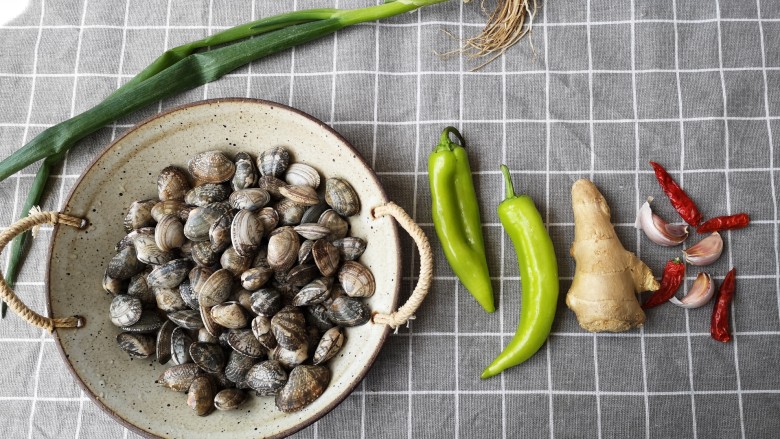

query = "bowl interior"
[47,99,400,438]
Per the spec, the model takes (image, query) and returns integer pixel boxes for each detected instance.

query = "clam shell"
[120,311,164,334]
[269,345,309,370]
[187,375,215,416]
[258,146,290,177]
[227,329,265,358]
[189,342,226,374]
[189,266,214,296]
[305,304,335,333]
[168,309,204,330]
[154,215,186,252]
[128,271,155,305]
[110,295,142,327]
[102,272,127,296]
[198,327,219,344]
[245,360,288,396]
[106,245,146,280]
[210,302,249,329]
[275,365,330,413]
[327,296,370,327]
[292,278,333,306]
[151,200,192,222]
[267,226,300,272]
[156,320,175,364]
[208,212,234,254]
[116,332,155,358]
[134,235,174,266]
[170,326,194,365]
[293,223,332,241]
[271,306,308,351]
[318,209,349,241]
[200,302,224,338]
[333,237,367,261]
[257,175,286,199]
[338,261,376,298]
[251,315,277,350]
[214,388,248,411]
[198,268,233,308]
[300,203,330,225]
[178,280,200,311]
[123,199,157,232]
[279,185,320,206]
[286,263,320,288]
[322,283,347,308]
[231,151,258,191]
[157,166,191,201]
[276,199,307,226]
[191,240,219,267]
[185,183,230,207]
[154,287,189,313]
[231,209,263,257]
[230,288,254,313]
[157,363,200,392]
[240,266,273,291]
[184,202,231,242]
[256,207,280,231]
[229,188,270,211]
[312,239,341,278]
[115,228,154,252]
[220,246,253,277]
[146,258,190,289]
[224,350,256,384]
[313,327,345,365]
[298,239,315,265]
[249,288,283,317]
[285,163,320,188]
[188,150,236,183]
[324,178,360,217]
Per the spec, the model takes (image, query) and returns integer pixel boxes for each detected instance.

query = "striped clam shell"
[257,146,290,177]
[324,178,360,217]
[231,152,258,191]
[188,150,236,183]
[284,163,320,188]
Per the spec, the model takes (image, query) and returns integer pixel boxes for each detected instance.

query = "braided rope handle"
[0,211,87,332]
[370,202,433,331]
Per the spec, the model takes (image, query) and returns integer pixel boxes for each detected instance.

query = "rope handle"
[0,211,87,332]
[370,202,433,331]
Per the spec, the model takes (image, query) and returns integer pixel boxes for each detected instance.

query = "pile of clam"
[103,147,376,416]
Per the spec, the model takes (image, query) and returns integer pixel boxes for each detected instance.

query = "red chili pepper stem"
[649,161,703,227]
[711,268,737,343]
[642,258,685,310]
[696,213,750,234]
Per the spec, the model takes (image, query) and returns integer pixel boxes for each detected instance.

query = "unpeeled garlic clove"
[635,198,689,246]
[683,232,723,266]
[669,272,715,309]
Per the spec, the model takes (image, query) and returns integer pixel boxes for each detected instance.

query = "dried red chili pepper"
[696,213,750,234]
[711,268,737,343]
[642,258,686,310]
[649,161,703,227]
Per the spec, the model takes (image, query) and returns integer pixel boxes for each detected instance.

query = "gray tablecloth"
[1,0,779,437]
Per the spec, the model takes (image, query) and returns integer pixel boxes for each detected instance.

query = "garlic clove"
[635,198,688,247]
[683,232,723,266]
[669,272,715,309]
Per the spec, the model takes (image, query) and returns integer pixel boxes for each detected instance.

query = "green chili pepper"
[481,165,559,378]
[428,127,494,313]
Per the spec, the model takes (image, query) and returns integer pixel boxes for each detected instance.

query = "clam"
[232,151,258,191]
[333,237,367,261]
[249,288,283,317]
[245,360,288,396]
[312,239,340,277]
[210,302,249,329]
[157,363,200,392]
[288,264,320,288]
[151,200,192,222]
[267,226,300,272]
[170,326,194,365]
[198,268,233,308]
[208,212,234,254]
[109,295,142,327]
[323,283,347,308]
[256,207,280,231]
[305,304,335,333]
[121,311,164,334]
[168,309,204,330]
[115,227,154,252]
[285,163,320,189]
[229,188,270,211]
[102,273,126,296]
[157,166,191,201]
[271,306,308,351]
[292,278,333,306]
[301,203,330,225]
[154,287,189,313]
[189,266,214,295]
[128,271,155,305]
[184,202,231,242]
[187,375,215,416]
[214,388,248,411]
[178,280,200,311]
[224,350,256,384]
[191,240,219,267]
[258,146,290,177]
[231,209,263,257]
[327,296,370,327]
[313,327,345,365]
[298,239,315,265]
[185,183,230,207]
[146,259,190,289]
[106,244,146,280]
[338,261,376,298]
[189,342,226,374]
[318,209,349,241]
[279,185,320,206]
[227,329,265,358]
[156,320,175,364]
[275,365,330,413]
[200,302,224,338]
[123,199,157,232]
[220,246,253,276]
[251,315,277,350]
[257,175,286,199]
[198,327,219,344]
[134,235,174,265]
[230,288,254,313]
[294,223,332,241]
[240,266,273,291]
[116,332,155,358]
[276,198,307,226]
[188,150,236,184]
[154,215,186,252]
[324,178,360,217]
[269,344,308,370]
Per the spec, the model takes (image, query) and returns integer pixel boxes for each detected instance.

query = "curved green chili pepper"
[428,127,495,312]
[481,165,559,378]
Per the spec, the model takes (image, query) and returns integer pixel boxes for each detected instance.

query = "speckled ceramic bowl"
[47,98,401,438]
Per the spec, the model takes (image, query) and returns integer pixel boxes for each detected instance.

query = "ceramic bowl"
[46,98,401,438]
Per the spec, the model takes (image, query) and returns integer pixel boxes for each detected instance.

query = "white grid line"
[499,38,507,439]
[454,3,462,437]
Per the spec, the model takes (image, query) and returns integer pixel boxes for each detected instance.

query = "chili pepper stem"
[500,164,516,198]
[433,126,466,153]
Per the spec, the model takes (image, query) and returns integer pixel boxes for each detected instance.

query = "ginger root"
[566,179,659,332]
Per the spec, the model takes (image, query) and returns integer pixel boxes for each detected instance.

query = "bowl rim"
[45,97,400,438]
